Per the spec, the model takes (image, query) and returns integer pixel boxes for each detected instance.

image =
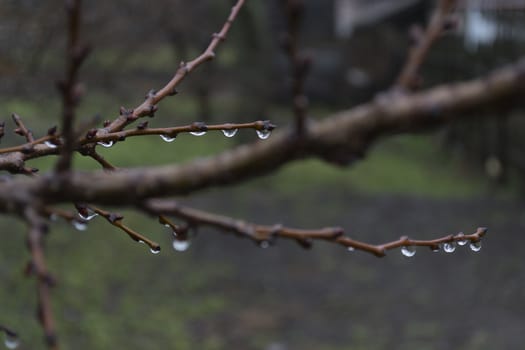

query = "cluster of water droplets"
[157,124,272,142]
[3,333,19,349]
[400,234,483,258]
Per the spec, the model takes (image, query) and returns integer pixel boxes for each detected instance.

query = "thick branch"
[0,58,523,207]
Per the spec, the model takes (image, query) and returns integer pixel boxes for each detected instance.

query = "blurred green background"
[1,1,525,349]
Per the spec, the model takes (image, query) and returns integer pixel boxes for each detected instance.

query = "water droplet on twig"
[222,129,238,138]
[347,246,355,252]
[469,241,482,252]
[172,238,190,252]
[457,232,468,246]
[4,333,19,349]
[256,129,271,140]
[44,141,57,149]
[160,134,176,142]
[72,220,87,231]
[78,208,98,221]
[259,241,270,249]
[97,140,114,148]
[401,246,416,257]
[190,131,207,136]
[150,247,161,254]
[443,242,456,253]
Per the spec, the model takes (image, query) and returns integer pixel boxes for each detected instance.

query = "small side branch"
[280,0,310,135]
[25,207,59,350]
[395,0,458,91]
[55,0,89,173]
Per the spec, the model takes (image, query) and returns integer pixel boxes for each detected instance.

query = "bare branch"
[55,0,89,173]
[145,199,487,257]
[102,0,247,134]
[280,0,310,134]
[0,57,520,206]
[395,0,458,90]
[25,207,59,350]
[12,113,35,143]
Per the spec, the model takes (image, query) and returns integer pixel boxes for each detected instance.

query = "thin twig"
[102,0,247,134]
[395,0,458,91]
[81,120,275,145]
[280,0,310,135]
[12,114,35,142]
[145,200,487,257]
[55,0,89,173]
[89,205,160,252]
[25,207,59,350]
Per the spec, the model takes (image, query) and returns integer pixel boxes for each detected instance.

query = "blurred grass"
[0,92,504,349]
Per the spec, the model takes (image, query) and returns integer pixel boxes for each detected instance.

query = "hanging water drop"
[431,245,440,252]
[78,208,98,221]
[469,241,482,252]
[190,131,207,136]
[443,242,456,253]
[172,238,190,252]
[4,333,19,349]
[401,246,416,257]
[222,129,238,138]
[44,141,57,149]
[160,134,176,142]
[97,140,114,148]
[256,129,271,140]
[72,220,87,231]
[259,241,270,249]
[347,246,355,252]
[457,232,468,246]
[150,247,161,254]
[138,240,145,244]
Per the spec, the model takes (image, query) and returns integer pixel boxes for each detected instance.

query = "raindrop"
[160,134,176,142]
[431,245,440,252]
[457,232,468,246]
[44,141,57,149]
[469,241,482,252]
[259,241,270,249]
[72,220,87,231]
[4,333,19,349]
[150,247,161,254]
[78,208,98,221]
[138,240,145,244]
[97,140,114,148]
[401,246,416,257]
[443,242,456,253]
[222,129,238,138]
[190,131,207,136]
[347,246,355,252]
[256,129,271,140]
[172,239,190,252]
